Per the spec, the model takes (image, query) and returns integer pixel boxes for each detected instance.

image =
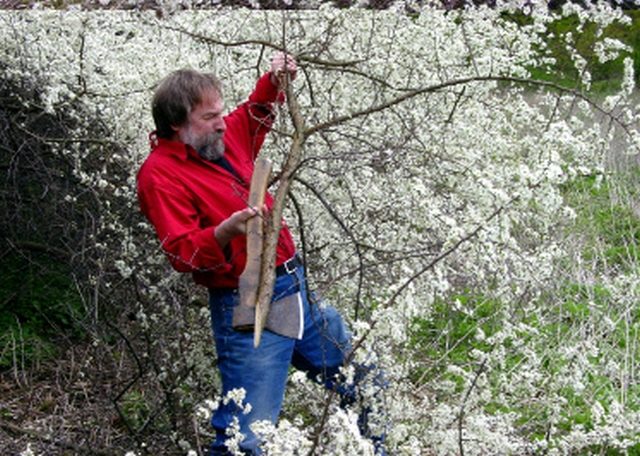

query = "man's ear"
[170,124,183,141]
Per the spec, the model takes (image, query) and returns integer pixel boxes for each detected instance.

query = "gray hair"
[152,69,222,139]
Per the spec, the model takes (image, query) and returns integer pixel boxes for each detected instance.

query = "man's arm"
[138,176,232,274]
[138,160,266,271]
[214,206,263,249]
[224,53,298,161]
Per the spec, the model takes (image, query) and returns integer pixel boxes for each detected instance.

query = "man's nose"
[215,117,226,133]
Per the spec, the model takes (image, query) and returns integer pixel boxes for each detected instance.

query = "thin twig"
[306,390,338,456]
[446,87,466,124]
[346,198,516,365]
[288,190,313,305]
[385,201,511,310]
[156,23,362,69]
[106,319,146,446]
[458,358,488,456]
[9,240,69,260]
[294,176,365,320]
[305,75,633,138]
[193,414,204,456]
[0,420,112,456]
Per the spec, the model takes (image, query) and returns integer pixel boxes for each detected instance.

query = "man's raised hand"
[270,51,297,87]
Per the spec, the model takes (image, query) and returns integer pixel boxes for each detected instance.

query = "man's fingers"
[271,52,297,79]
[231,207,259,224]
[248,204,270,217]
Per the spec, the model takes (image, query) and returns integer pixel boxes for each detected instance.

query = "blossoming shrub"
[1,3,639,455]
[519,9,640,92]
[0,68,101,370]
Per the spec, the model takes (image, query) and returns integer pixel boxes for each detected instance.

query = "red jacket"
[137,73,296,289]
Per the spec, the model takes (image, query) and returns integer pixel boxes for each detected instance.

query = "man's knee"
[310,301,352,351]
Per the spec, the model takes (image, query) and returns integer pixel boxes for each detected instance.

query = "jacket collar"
[149,131,193,161]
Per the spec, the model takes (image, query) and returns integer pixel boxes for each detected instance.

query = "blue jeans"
[208,264,357,455]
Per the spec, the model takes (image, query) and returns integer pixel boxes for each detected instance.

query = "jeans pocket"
[210,292,238,346]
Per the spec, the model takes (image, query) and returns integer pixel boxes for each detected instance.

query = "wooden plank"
[236,157,272,335]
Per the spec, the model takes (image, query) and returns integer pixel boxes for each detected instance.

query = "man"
[137,53,382,455]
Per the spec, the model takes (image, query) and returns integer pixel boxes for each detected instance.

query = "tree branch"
[9,240,69,261]
[293,176,365,320]
[0,420,112,456]
[155,23,362,68]
[346,198,516,365]
[306,389,338,456]
[305,75,634,139]
[254,63,307,345]
[457,358,488,456]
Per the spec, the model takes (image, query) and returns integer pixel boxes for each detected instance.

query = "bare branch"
[458,358,488,456]
[9,240,70,261]
[255,67,307,338]
[445,87,466,124]
[156,23,363,68]
[305,76,634,139]
[306,389,338,456]
[294,176,365,320]
[0,420,112,456]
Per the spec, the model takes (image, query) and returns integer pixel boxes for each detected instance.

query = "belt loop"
[284,256,297,274]
[276,253,302,277]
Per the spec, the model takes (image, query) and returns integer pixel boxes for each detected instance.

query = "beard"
[182,127,225,162]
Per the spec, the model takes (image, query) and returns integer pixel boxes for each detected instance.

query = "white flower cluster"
[1,3,638,455]
[19,444,38,456]
[252,417,313,455]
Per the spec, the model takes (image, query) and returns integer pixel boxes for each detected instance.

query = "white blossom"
[1,6,638,455]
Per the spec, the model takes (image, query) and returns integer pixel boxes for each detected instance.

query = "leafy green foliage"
[409,293,503,394]
[119,389,152,432]
[0,252,85,369]
[562,173,640,270]
[508,11,640,93]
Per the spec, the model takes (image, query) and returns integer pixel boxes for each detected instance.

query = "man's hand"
[270,52,297,87]
[215,205,265,249]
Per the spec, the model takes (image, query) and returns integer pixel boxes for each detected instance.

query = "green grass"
[505,10,640,94]
[0,252,85,369]
[410,284,639,449]
[410,294,500,357]
[561,173,640,270]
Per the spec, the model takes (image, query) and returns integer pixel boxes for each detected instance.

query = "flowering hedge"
[1,3,639,455]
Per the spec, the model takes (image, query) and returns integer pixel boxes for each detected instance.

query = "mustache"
[205,131,224,143]
[197,132,225,161]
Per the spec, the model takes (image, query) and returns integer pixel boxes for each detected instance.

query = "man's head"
[152,69,226,161]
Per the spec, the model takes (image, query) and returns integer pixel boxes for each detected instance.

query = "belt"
[209,255,302,297]
[275,254,302,276]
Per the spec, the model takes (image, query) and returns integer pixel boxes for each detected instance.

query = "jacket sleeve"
[138,177,232,275]
[224,72,285,161]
